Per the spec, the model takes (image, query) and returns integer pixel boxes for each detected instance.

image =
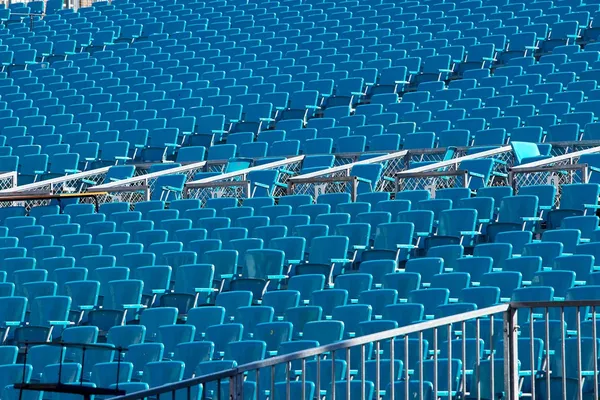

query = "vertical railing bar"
[256,368,260,400]
[361,344,366,400]
[389,337,395,400]
[576,306,583,400]
[270,365,275,400]
[375,341,380,400]
[316,355,321,400]
[217,377,221,400]
[331,351,336,400]
[447,324,452,400]
[301,358,306,400]
[286,361,291,400]
[593,306,598,400]
[476,318,481,400]
[560,306,567,400]
[530,308,536,400]
[461,321,466,399]
[346,348,351,400]
[545,307,551,400]
[490,315,495,400]
[433,328,438,399]
[505,306,519,400]
[231,375,238,400]
[418,332,422,400]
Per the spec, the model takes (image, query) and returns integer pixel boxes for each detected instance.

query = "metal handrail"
[511,145,600,171]
[88,162,207,190]
[185,156,306,187]
[237,304,509,373]
[395,145,512,175]
[0,167,111,194]
[288,150,408,181]
[509,299,600,308]
[109,304,509,400]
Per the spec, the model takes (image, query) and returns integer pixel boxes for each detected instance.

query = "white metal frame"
[0,167,111,195]
[184,156,306,201]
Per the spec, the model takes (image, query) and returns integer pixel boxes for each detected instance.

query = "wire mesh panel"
[510,165,589,192]
[331,148,462,170]
[0,168,111,210]
[408,147,465,167]
[87,161,208,205]
[185,156,305,205]
[395,146,514,192]
[509,146,600,205]
[334,154,362,167]
[288,151,409,200]
[549,141,600,157]
[0,172,17,191]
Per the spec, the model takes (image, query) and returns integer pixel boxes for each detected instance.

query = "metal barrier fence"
[1,143,600,208]
[331,147,457,169]
[506,300,600,400]
[0,161,209,208]
[110,304,509,400]
[509,146,600,206]
[394,146,513,193]
[184,156,305,205]
[107,301,600,400]
[85,161,209,204]
[549,141,600,157]
[0,168,110,210]
[0,171,17,192]
[288,151,409,200]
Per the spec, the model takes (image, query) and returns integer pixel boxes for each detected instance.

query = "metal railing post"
[504,306,520,400]
[232,373,243,400]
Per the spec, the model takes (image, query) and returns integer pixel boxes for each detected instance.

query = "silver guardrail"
[109,304,509,400]
[509,146,600,199]
[87,161,209,204]
[506,300,600,400]
[184,156,306,205]
[0,167,112,211]
[287,151,409,200]
[548,140,600,157]
[394,146,513,192]
[105,300,600,400]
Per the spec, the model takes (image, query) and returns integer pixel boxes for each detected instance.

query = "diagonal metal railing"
[86,161,209,204]
[548,140,600,157]
[509,146,600,201]
[105,300,600,400]
[394,146,514,193]
[184,156,306,205]
[0,167,112,197]
[108,304,510,400]
[0,167,112,210]
[287,151,409,200]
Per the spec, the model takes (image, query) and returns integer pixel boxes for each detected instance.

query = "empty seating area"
[0,0,600,398]
[0,179,598,398]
